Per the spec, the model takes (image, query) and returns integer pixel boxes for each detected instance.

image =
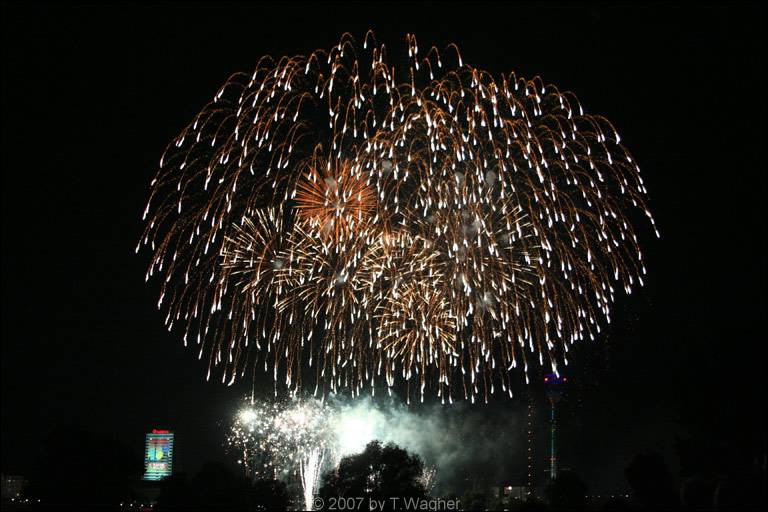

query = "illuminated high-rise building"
[143,429,174,481]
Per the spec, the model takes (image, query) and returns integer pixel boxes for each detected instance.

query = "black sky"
[2,1,765,494]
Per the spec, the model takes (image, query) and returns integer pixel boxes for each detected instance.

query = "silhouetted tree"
[625,452,679,509]
[25,425,141,510]
[250,478,289,511]
[544,470,587,510]
[319,441,427,510]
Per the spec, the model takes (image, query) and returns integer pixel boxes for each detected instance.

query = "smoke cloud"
[328,396,525,495]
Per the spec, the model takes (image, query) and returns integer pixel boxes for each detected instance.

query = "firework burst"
[294,155,377,242]
[229,398,332,509]
[140,31,657,403]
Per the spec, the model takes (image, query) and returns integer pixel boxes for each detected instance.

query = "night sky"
[2,2,764,494]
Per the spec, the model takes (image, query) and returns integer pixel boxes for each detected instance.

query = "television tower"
[543,373,566,480]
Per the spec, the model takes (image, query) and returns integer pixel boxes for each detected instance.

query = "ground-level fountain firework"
[228,398,334,510]
[228,396,443,510]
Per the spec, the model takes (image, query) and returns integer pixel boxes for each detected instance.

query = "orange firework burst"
[294,158,376,242]
[139,31,657,403]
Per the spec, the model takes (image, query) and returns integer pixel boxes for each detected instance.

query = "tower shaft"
[543,373,565,482]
